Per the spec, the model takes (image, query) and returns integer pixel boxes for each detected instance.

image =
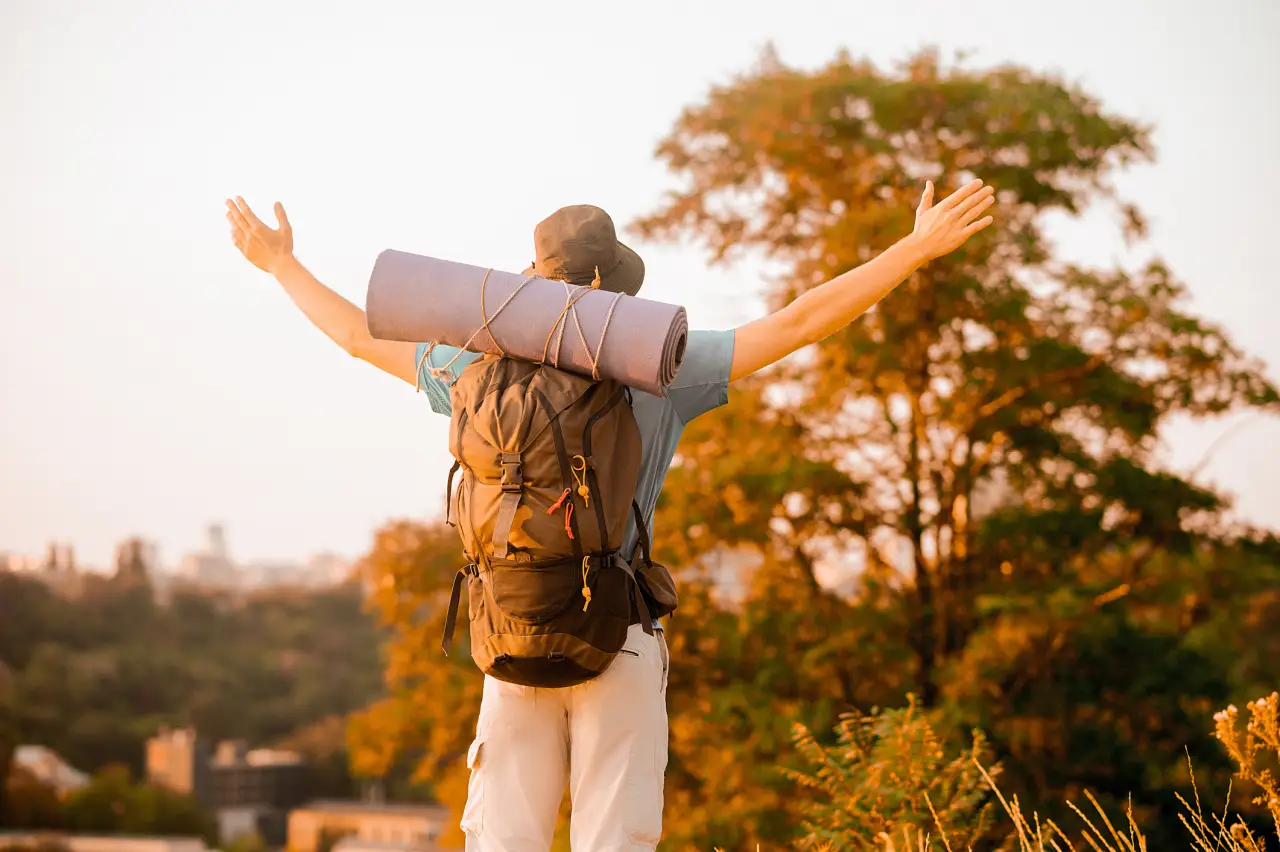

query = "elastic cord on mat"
[590,291,625,380]
[540,283,594,368]
[540,282,625,380]
[418,269,536,387]
[421,270,625,386]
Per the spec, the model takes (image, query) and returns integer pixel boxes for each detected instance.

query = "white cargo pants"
[461,623,670,851]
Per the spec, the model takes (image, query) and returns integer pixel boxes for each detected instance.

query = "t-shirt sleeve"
[668,329,735,424]
[414,343,481,416]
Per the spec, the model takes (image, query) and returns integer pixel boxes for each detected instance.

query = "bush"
[786,697,999,850]
[783,692,1280,851]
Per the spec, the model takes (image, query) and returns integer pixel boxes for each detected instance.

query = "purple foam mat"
[366,250,688,396]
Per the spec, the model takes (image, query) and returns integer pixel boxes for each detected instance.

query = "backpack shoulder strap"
[629,501,656,636]
[444,460,461,527]
[631,500,652,567]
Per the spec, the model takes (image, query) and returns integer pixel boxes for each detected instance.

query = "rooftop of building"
[0,831,206,840]
[332,840,441,852]
[292,800,450,819]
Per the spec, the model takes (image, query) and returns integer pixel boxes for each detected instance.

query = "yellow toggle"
[571,455,591,508]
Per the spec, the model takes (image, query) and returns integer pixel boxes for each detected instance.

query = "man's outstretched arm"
[226,197,418,386]
[729,179,996,382]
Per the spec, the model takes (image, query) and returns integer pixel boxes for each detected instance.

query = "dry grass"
[763,692,1280,852]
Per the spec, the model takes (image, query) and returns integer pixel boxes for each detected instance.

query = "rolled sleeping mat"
[366,250,689,397]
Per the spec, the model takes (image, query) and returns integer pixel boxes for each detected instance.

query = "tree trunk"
[906,392,938,707]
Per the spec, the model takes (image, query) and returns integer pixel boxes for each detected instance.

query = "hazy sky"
[1,0,1276,568]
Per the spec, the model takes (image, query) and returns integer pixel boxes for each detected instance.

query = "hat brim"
[598,241,645,297]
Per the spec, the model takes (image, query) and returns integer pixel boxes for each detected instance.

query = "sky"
[1,0,1276,569]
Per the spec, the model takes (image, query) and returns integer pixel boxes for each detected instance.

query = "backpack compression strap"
[441,563,478,657]
[492,453,523,559]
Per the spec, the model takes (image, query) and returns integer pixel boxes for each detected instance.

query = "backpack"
[438,354,677,688]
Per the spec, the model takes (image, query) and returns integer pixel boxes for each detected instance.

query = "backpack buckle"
[499,453,523,493]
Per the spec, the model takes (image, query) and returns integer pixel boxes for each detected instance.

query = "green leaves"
[0,572,383,804]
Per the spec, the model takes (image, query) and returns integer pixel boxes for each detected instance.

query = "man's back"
[415,329,735,557]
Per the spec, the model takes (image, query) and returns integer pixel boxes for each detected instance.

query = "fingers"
[937,178,985,212]
[225,199,254,257]
[962,215,994,238]
[916,180,934,216]
[957,191,996,225]
[225,199,251,234]
[234,196,268,231]
[228,219,248,255]
[273,202,291,232]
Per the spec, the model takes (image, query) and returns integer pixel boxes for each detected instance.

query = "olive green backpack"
[439,354,678,688]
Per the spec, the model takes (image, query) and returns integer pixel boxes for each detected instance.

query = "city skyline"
[1,522,352,585]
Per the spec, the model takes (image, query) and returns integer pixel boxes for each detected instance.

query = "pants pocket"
[623,738,663,847]
[460,736,485,837]
[657,633,669,694]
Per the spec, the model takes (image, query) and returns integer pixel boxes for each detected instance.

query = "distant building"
[5,542,86,597]
[7,553,42,573]
[209,741,308,804]
[11,746,90,798]
[245,559,320,589]
[241,553,353,590]
[213,805,277,849]
[181,525,239,587]
[0,833,208,852]
[146,730,308,847]
[114,538,159,584]
[181,552,240,587]
[332,837,443,852]
[286,801,449,852]
[208,525,229,563]
[163,522,357,591]
[44,543,76,572]
[306,552,354,586]
[146,728,212,805]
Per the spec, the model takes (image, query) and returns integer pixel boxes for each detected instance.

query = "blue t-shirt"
[415,330,735,560]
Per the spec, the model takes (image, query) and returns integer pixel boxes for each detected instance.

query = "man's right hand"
[223,197,421,386]
[908,179,995,262]
[226,197,294,274]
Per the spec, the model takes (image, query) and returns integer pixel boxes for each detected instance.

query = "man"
[225,179,995,851]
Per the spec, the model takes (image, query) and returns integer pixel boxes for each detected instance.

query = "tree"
[334,47,1280,849]
[346,521,480,847]
[2,768,65,830]
[634,46,1278,844]
[62,765,213,841]
[0,659,16,824]
[0,569,383,789]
